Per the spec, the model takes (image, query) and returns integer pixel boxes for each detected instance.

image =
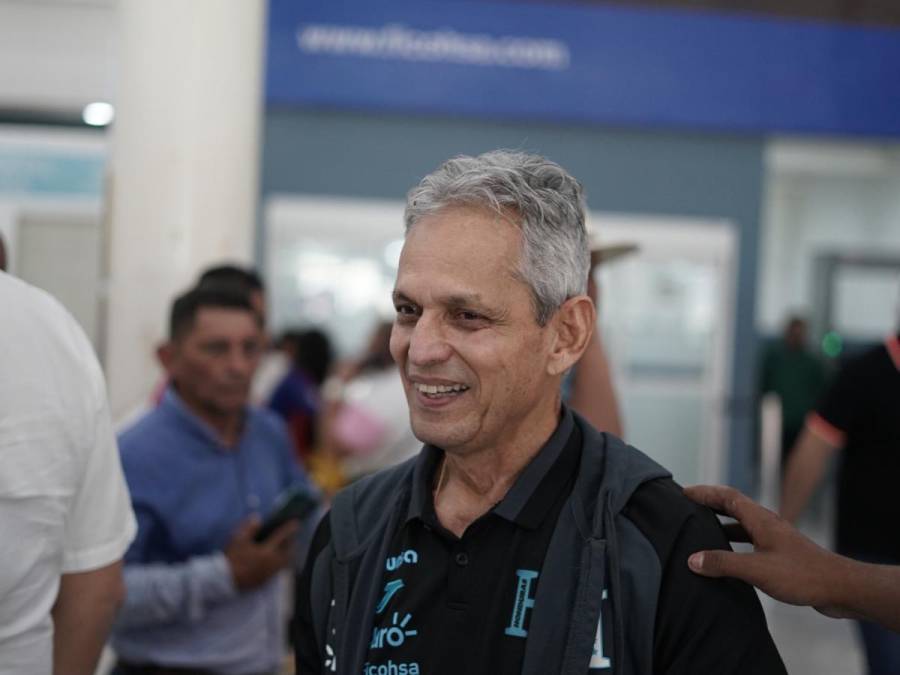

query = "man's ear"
[156,341,175,374]
[546,295,595,376]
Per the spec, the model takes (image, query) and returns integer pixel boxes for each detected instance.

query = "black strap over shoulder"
[329,456,418,561]
[321,456,419,674]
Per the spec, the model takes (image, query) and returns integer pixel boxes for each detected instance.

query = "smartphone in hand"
[254,486,319,543]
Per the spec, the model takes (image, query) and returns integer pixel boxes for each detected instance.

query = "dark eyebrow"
[393,289,486,308]
[198,338,230,348]
[445,293,484,307]
[392,290,414,304]
[392,288,506,322]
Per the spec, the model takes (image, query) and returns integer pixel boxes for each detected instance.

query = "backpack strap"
[329,456,417,561]
[322,456,419,674]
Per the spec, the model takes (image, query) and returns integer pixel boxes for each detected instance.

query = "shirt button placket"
[447,545,471,608]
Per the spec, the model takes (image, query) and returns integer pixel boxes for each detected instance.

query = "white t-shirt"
[0,272,136,674]
[339,367,422,481]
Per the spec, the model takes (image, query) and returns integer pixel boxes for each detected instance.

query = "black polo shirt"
[360,412,581,675]
[295,410,786,675]
[813,336,900,562]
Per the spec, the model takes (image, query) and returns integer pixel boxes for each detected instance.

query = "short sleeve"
[624,479,787,675]
[61,353,136,573]
[653,508,787,674]
[812,356,868,446]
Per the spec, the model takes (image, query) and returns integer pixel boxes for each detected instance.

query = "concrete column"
[105,0,265,420]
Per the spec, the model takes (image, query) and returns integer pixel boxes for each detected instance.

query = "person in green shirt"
[761,316,827,462]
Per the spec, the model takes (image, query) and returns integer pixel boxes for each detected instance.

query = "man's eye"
[457,310,483,322]
[395,304,418,317]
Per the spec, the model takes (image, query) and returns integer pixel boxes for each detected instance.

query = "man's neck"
[175,392,244,448]
[434,405,560,537]
[207,415,243,448]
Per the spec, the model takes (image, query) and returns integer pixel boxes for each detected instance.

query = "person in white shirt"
[0,271,136,675]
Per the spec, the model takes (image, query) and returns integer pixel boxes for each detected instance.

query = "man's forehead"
[405,205,522,251]
[187,306,260,335]
[397,231,522,283]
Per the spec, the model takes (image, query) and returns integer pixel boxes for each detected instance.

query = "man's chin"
[410,417,473,452]
[212,397,249,416]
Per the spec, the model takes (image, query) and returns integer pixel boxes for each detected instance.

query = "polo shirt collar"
[406,406,577,531]
[159,386,249,451]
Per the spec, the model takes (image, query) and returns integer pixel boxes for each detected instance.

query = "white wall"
[0,0,116,112]
[757,140,900,335]
[0,125,106,346]
[104,0,265,421]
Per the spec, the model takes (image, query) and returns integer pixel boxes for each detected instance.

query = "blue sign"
[0,152,105,196]
[266,0,900,136]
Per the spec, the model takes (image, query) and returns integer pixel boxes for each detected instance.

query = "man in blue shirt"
[112,286,313,675]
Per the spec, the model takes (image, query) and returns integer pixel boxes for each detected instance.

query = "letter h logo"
[504,569,539,638]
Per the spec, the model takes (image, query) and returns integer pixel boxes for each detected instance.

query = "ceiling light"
[82,102,115,127]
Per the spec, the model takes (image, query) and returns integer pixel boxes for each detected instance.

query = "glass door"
[592,214,737,485]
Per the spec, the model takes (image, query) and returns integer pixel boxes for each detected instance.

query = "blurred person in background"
[780,318,900,674]
[197,264,267,324]
[147,263,280,409]
[318,320,421,487]
[685,485,900,635]
[0,231,7,271]
[196,263,290,406]
[111,286,317,675]
[0,271,136,675]
[760,315,827,463]
[564,234,635,437]
[268,328,335,464]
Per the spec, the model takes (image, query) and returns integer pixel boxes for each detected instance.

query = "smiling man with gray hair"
[294,150,786,675]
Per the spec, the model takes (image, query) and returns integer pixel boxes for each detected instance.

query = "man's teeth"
[415,383,469,395]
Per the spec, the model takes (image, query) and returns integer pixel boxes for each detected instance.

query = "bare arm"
[52,560,125,675]
[685,485,900,633]
[780,425,837,523]
[568,331,624,437]
[841,561,900,633]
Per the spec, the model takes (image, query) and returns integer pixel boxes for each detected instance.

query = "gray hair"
[404,150,589,325]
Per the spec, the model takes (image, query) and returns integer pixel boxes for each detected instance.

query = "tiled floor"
[766,597,865,675]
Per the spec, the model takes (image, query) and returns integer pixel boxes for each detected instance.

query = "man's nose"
[407,313,452,367]
[225,347,254,377]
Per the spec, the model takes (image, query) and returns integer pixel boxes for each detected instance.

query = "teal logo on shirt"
[376,579,405,614]
[386,549,418,571]
[369,612,418,649]
[504,569,539,638]
[362,660,420,675]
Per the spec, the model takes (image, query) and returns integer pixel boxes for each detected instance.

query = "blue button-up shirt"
[112,389,310,674]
